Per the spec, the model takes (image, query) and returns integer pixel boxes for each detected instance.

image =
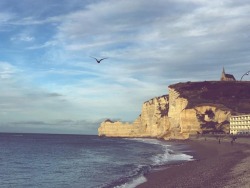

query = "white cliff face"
[98,121,145,137]
[180,106,231,134]
[98,87,233,140]
[140,96,170,137]
[180,108,201,134]
[166,93,231,138]
[167,88,189,139]
[98,95,170,138]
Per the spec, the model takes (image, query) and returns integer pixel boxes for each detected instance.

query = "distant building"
[220,67,236,81]
[230,114,250,135]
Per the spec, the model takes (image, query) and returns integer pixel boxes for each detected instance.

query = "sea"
[0,133,194,188]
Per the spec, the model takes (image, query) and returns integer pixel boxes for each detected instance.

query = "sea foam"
[126,138,194,165]
[114,175,147,188]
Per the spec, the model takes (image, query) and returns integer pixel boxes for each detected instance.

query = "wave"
[114,175,147,188]
[126,138,194,165]
[101,164,150,188]
[110,138,194,188]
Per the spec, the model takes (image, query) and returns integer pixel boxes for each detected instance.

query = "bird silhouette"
[90,56,108,63]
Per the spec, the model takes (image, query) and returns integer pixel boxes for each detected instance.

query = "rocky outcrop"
[98,120,144,137]
[180,105,231,135]
[98,95,171,138]
[140,95,170,137]
[98,81,250,140]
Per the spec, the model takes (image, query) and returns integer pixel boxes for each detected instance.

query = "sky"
[0,0,250,135]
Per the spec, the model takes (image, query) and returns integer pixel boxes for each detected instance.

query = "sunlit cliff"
[98,81,250,140]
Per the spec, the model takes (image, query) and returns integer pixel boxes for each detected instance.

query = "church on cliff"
[220,67,236,81]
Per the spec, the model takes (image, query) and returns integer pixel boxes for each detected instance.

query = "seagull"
[90,56,108,63]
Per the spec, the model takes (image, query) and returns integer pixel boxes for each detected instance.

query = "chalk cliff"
[98,95,170,138]
[98,81,250,139]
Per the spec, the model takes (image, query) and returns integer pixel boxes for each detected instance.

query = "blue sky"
[0,0,250,134]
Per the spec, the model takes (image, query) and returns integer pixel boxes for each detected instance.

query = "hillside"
[169,81,250,114]
[98,81,250,139]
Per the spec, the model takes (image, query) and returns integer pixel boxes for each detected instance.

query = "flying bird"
[90,56,108,63]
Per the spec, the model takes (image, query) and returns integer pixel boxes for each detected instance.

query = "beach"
[137,136,250,188]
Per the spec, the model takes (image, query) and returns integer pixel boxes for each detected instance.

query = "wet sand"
[137,137,250,188]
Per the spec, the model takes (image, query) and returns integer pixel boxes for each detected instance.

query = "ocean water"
[0,133,194,188]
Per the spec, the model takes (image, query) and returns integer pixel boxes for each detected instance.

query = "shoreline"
[137,137,250,188]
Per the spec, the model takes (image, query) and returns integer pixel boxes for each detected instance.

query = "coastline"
[137,136,250,188]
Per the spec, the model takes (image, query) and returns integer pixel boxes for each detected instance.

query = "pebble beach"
[137,136,250,188]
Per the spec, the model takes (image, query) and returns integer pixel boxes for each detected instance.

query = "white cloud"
[0,61,20,79]
[11,35,34,42]
[1,0,250,134]
[0,12,14,22]
[26,40,57,49]
[52,0,250,63]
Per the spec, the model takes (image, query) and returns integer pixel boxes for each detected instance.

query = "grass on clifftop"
[169,81,250,114]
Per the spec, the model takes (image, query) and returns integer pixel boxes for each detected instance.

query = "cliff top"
[169,81,250,113]
[104,119,114,123]
[144,94,168,104]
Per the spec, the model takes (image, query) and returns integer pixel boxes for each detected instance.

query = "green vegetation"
[169,81,250,113]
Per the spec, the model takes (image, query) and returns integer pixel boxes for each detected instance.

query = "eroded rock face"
[166,88,189,139]
[180,106,231,135]
[98,82,247,139]
[98,95,171,138]
[140,95,170,137]
[98,121,144,137]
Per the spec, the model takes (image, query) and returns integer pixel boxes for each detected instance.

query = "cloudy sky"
[0,0,250,134]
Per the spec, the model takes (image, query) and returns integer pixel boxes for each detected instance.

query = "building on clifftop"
[220,67,236,81]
